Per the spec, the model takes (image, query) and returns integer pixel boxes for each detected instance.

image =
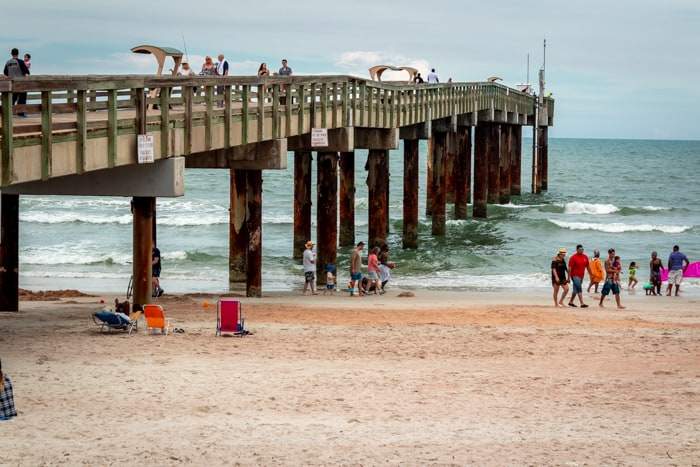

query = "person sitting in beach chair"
[92,299,141,335]
[323,264,336,295]
[143,304,171,335]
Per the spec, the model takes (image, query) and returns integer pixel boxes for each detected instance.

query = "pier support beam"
[499,125,511,204]
[132,196,154,307]
[487,124,501,204]
[339,151,355,247]
[246,170,263,297]
[454,126,471,220]
[229,169,248,288]
[293,151,312,259]
[431,131,447,236]
[0,194,19,311]
[540,126,549,191]
[426,138,433,216]
[366,149,389,248]
[473,124,497,218]
[316,152,338,284]
[402,139,419,249]
[445,132,457,204]
[510,125,522,196]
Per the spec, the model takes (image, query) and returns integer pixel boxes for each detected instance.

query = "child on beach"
[613,256,622,285]
[587,249,604,293]
[628,262,638,289]
[367,247,382,295]
[324,264,336,295]
[0,359,17,421]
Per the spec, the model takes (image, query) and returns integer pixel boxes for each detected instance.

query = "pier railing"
[0,75,551,186]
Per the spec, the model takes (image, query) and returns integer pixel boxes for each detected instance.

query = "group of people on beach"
[302,240,395,296]
[551,244,691,309]
[3,48,32,117]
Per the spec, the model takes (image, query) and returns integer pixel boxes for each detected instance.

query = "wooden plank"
[76,90,87,174]
[341,81,348,127]
[367,85,373,127]
[297,84,305,135]
[388,89,394,128]
[359,82,366,126]
[272,84,280,138]
[375,87,381,127]
[321,82,328,128]
[205,85,213,150]
[331,82,338,128]
[184,86,193,155]
[108,88,118,167]
[224,85,232,148]
[241,85,249,145]
[285,83,292,136]
[159,87,170,159]
[40,91,53,180]
[257,84,264,141]
[1,92,13,185]
[309,82,316,128]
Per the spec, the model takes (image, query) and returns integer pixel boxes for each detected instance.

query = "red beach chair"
[216,298,245,336]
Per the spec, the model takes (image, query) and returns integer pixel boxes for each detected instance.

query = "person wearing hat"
[302,240,318,295]
[350,241,365,296]
[551,247,569,307]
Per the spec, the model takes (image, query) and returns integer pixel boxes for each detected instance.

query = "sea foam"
[549,219,691,234]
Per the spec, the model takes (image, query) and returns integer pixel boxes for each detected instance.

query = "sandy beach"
[1,289,699,465]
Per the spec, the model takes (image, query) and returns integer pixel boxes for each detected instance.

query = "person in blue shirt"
[666,245,690,296]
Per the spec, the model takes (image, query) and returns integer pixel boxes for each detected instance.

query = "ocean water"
[19,138,700,294]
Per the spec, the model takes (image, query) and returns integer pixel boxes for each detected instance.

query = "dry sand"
[1,289,699,465]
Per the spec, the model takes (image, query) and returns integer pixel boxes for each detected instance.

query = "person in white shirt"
[215,54,229,107]
[427,68,439,84]
[302,240,318,295]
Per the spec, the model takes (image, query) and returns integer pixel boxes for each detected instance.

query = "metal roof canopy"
[368,65,418,83]
[131,45,184,76]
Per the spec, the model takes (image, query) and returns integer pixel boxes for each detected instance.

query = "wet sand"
[1,289,699,465]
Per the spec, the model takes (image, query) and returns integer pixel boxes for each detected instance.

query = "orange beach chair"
[143,304,171,335]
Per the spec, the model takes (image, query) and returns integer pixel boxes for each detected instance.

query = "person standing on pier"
[413,73,424,84]
[303,240,318,295]
[427,68,439,84]
[200,56,217,76]
[567,244,591,308]
[278,59,292,76]
[215,54,229,108]
[3,48,30,117]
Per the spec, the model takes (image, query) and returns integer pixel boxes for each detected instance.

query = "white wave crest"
[549,219,692,234]
[495,202,546,209]
[639,205,670,212]
[20,212,132,225]
[563,202,619,215]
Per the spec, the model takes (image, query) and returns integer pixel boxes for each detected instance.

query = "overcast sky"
[3,0,699,139]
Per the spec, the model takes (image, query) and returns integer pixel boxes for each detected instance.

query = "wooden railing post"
[224,84,232,147]
[184,85,193,155]
[205,85,214,150]
[159,87,170,159]
[108,88,118,167]
[241,85,249,144]
[1,91,13,185]
[40,90,52,180]
[272,84,280,138]
[297,84,305,134]
[76,89,87,174]
[257,84,265,141]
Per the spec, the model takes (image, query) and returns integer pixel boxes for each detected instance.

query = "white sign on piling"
[137,135,155,164]
[311,128,329,147]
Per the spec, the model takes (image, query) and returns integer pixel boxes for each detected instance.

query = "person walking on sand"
[350,241,365,296]
[152,246,163,297]
[587,249,604,293]
[567,244,592,308]
[666,245,690,296]
[367,247,382,295]
[0,359,17,421]
[378,244,395,293]
[302,240,318,295]
[599,248,625,309]
[551,247,569,307]
[649,251,663,296]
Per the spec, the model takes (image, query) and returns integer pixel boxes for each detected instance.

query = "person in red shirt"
[568,244,592,308]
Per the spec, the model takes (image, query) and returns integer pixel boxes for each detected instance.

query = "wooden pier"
[0,74,554,307]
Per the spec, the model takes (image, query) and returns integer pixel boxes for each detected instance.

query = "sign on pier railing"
[137,135,154,164]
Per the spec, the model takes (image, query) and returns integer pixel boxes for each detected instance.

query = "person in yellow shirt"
[587,249,605,293]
